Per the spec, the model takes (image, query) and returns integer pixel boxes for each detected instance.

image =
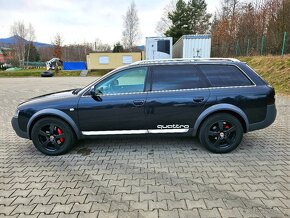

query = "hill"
[239,56,290,95]
[0,35,52,48]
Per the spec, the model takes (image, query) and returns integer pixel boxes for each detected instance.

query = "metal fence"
[212,32,289,57]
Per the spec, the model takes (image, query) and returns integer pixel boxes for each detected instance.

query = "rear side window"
[199,65,253,87]
[151,65,207,91]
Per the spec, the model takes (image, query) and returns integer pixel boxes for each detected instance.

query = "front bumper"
[249,104,277,132]
[11,117,29,139]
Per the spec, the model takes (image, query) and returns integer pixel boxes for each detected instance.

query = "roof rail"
[132,58,241,65]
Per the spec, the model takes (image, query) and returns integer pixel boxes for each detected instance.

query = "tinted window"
[95,67,147,94]
[199,65,253,87]
[151,65,206,91]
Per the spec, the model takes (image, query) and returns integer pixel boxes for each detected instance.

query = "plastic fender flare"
[27,109,81,139]
[193,103,249,136]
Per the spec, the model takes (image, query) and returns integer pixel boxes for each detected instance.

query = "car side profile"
[12,58,277,155]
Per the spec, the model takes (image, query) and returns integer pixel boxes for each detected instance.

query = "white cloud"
[0,0,219,45]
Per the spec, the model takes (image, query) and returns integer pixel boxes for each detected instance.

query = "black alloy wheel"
[31,117,75,155]
[208,120,237,148]
[37,124,65,152]
[199,113,243,153]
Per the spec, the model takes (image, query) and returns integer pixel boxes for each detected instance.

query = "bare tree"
[38,47,54,62]
[62,42,93,61]
[10,21,28,67]
[25,23,35,66]
[155,0,177,36]
[122,1,141,50]
[10,21,37,66]
[211,0,290,56]
[52,33,63,59]
[93,38,111,52]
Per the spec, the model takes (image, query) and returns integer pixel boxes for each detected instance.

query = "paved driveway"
[0,77,289,218]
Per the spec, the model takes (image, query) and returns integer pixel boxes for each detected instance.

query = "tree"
[24,43,40,62]
[94,38,111,52]
[10,21,36,67]
[113,42,124,52]
[62,43,93,61]
[10,21,28,67]
[155,0,177,36]
[165,0,190,43]
[236,3,257,55]
[266,0,290,54]
[122,1,141,50]
[25,24,36,66]
[165,0,211,43]
[52,33,63,59]
[38,47,54,62]
[165,0,190,42]
[187,0,211,34]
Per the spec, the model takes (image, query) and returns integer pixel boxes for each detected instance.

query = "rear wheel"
[199,113,243,153]
[31,117,76,155]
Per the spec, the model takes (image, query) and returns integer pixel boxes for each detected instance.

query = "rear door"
[145,64,210,134]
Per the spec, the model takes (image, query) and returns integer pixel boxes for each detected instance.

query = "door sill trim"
[82,129,189,136]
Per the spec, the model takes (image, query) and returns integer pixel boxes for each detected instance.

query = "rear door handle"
[133,100,145,106]
[193,97,205,103]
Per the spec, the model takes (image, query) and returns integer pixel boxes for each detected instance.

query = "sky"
[0,0,219,46]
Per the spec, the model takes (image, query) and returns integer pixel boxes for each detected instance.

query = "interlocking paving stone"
[0,77,289,217]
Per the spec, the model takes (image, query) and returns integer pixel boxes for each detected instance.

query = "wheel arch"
[193,104,249,136]
[27,109,81,139]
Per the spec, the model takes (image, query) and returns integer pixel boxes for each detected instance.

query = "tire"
[31,117,76,155]
[198,113,243,153]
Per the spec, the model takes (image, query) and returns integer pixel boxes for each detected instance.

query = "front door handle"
[193,97,205,103]
[133,100,145,106]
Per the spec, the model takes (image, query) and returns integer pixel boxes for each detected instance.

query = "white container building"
[145,37,173,60]
[173,35,212,58]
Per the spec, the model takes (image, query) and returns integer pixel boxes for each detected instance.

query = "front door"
[78,67,149,135]
[146,64,210,134]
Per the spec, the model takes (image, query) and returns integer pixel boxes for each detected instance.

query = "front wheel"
[199,113,243,153]
[31,117,76,156]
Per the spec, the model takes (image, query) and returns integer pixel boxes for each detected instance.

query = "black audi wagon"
[12,58,276,155]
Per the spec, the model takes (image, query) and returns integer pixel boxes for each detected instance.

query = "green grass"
[238,56,290,95]
[0,68,44,77]
[88,69,113,77]
[0,68,112,77]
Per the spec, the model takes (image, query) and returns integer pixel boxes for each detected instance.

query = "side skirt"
[82,129,189,136]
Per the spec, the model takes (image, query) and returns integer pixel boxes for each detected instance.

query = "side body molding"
[27,109,81,139]
[192,103,249,136]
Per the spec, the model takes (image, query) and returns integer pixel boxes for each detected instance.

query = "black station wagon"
[12,58,276,155]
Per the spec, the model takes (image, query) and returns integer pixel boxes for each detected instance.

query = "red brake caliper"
[57,128,64,143]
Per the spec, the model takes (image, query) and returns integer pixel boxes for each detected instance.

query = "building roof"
[174,34,211,46]
[0,47,14,55]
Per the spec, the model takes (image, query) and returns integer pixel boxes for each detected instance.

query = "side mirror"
[90,85,96,97]
[90,85,102,101]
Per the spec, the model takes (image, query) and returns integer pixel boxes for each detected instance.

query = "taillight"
[267,85,275,105]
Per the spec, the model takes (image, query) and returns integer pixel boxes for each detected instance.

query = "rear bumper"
[249,104,277,132]
[11,117,29,139]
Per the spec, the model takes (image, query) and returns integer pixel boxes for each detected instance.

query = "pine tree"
[187,0,211,34]
[165,0,191,43]
[165,0,211,43]
[24,43,40,62]
[113,42,124,53]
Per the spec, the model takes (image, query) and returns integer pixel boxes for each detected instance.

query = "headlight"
[14,109,20,118]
